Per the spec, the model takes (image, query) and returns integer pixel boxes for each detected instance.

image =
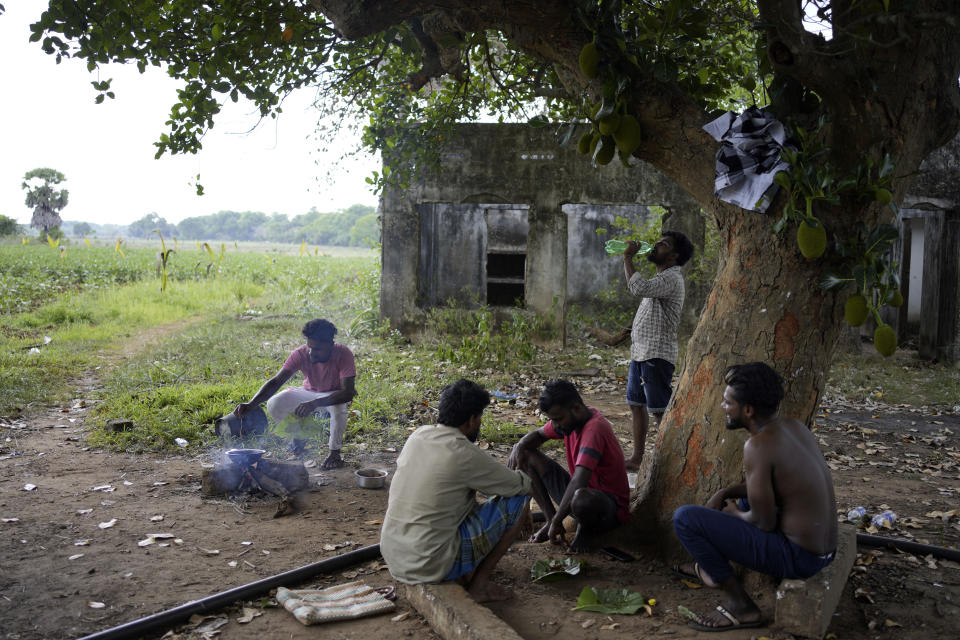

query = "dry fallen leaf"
[364,519,383,525]
[200,549,220,556]
[854,587,875,603]
[98,519,118,529]
[681,579,702,589]
[23,484,37,491]
[581,619,596,629]
[87,601,106,609]
[236,608,262,624]
[884,619,902,628]
[150,515,164,522]
[600,623,620,630]
[74,539,92,546]
[228,561,238,568]
[69,554,84,561]
[391,612,410,622]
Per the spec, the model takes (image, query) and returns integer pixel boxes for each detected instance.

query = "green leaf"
[573,587,648,615]
[531,557,583,582]
[528,115,549,128]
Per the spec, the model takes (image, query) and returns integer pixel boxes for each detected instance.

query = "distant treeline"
[55,204,380,246]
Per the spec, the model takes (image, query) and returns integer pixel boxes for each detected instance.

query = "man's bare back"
[745,417,837,555]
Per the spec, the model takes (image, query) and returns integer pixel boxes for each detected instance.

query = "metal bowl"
[355,468,388,489]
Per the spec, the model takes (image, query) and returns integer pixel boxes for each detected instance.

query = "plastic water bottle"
[605,239,652,255]
[847,506,867,522]
[870,510,897,528]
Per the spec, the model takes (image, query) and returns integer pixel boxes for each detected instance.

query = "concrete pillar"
[919,210,960,363]
[380,187,421,333]
[525,197,566,318]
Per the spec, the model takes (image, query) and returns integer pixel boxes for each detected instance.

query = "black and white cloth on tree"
[702,106,793,213]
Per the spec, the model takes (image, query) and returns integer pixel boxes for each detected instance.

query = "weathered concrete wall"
[381,123,705,334]
[891,134,960,363]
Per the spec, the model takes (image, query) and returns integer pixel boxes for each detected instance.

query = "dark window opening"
[487,253,525,278]
[486,252,525,306]
[487,281,525,306]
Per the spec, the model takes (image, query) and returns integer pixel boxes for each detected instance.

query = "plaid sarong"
[444,495,531,581]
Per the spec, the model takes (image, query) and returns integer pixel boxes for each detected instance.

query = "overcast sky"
[0,4,380,228]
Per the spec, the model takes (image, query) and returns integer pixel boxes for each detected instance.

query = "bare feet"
[567,527,593,553]
[468,581,514,603]
[528,523,550,543]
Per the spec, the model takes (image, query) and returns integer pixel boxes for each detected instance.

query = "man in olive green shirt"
[380,379,532,602]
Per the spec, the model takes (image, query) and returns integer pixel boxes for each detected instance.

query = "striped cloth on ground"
[276,581,395,625]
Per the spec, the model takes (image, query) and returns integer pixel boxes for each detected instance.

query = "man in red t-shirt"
[235,319,356,469]
[508,379,629,551]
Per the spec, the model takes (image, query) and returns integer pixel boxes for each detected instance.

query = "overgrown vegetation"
[1,241,954,456]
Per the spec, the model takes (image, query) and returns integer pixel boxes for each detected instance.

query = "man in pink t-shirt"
[508,379,629,551]
[235,319,356,469]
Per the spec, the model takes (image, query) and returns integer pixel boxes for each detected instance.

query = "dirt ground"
[1,363,959,640]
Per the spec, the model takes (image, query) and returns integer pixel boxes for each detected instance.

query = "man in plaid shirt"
[622,231,694,471]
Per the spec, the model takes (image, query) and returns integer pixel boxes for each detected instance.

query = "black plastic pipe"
[76,543,382,640]
[856,533,960,562]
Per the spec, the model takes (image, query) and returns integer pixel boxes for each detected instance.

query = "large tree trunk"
[632,203,849,555]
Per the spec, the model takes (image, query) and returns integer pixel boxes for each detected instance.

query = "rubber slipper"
[687,605,763,632]
[671,562,703,584]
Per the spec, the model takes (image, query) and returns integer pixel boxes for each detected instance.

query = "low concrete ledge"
[774,524,858,639]
[400,583,525,640]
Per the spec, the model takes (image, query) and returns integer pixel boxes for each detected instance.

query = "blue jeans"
[626,359,674,412]
[673,504,835,584]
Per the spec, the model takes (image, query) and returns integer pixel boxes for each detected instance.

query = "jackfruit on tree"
[598,114,621,136]
[796,219,827,259]
[873,324,897,357]
[888,289,903,308]
[614,115,641,155]
[577,131,593,155]
[579,42,600,79]
[845,295,868,327]
[595,136,616,165]
[874,188,892,205]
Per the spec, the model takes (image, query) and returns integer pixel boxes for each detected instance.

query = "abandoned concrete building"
[379,123,705,334]
[379,123,960,364]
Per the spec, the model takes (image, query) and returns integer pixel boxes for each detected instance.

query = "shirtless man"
[509,379,630,552]
[673,362,837,632]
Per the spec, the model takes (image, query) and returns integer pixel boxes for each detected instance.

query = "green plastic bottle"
[605,239,652,255]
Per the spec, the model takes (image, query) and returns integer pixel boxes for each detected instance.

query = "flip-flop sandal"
[687,605,763,633]
[671,562,705,584]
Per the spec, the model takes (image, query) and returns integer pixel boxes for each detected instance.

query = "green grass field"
[0,240,550,452]
[1,240,956,455]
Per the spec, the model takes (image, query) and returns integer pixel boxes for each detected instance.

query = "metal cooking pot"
[354,468,388,489]
[225,448,267,467]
